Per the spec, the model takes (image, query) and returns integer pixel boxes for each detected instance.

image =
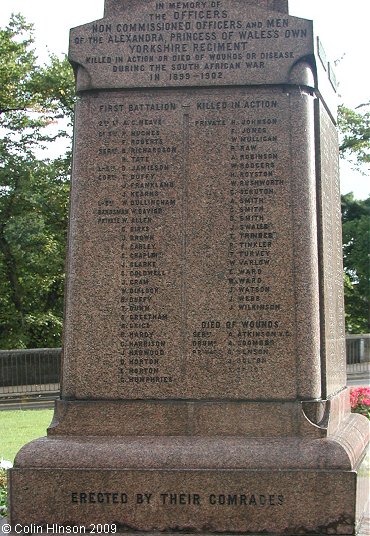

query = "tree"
[0,14,75,348]
[338,101,370,334]
[340,193,370,334]
[338,103,370,170]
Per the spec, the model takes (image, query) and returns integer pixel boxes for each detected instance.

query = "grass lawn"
[0,409,53,463]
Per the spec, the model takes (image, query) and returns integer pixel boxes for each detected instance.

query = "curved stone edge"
[44,395,348,439]
[14,424,368,471]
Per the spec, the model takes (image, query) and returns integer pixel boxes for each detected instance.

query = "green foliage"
[0,15,36,115]
[341,193,370,333]
[0,156,71,347]
[30,53,75,123]
[338,103,369,334]
[0,14,74,348]
[338,103,370,170]
[0,469,7,517]
[0,15,74,157]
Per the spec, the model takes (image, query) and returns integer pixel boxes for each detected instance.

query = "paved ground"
[0,394,57,411]
[348,376,370,387]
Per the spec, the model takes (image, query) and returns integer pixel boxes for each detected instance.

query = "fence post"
[0,348,61,396]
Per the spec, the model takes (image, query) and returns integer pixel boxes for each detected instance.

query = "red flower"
[349,387,370,420]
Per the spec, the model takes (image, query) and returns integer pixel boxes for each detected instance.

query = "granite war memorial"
[9,0,369,533]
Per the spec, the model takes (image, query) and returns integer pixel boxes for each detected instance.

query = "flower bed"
[350,386,370,420]
[0,459,12,518]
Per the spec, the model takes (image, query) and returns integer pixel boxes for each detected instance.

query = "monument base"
[8,394,370,535]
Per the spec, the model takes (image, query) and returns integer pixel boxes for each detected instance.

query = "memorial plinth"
[9,0,369,534]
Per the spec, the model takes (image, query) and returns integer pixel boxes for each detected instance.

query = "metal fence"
[0,336,369,397]
[345,334,370,365]
[0,348,61,396]
[345,334,370,379]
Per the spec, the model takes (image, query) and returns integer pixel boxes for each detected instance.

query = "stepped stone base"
[8,395,370,535]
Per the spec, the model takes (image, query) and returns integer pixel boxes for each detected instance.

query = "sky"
[0,0,369,198]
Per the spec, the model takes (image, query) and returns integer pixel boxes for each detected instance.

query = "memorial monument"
[9,0,369,533]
